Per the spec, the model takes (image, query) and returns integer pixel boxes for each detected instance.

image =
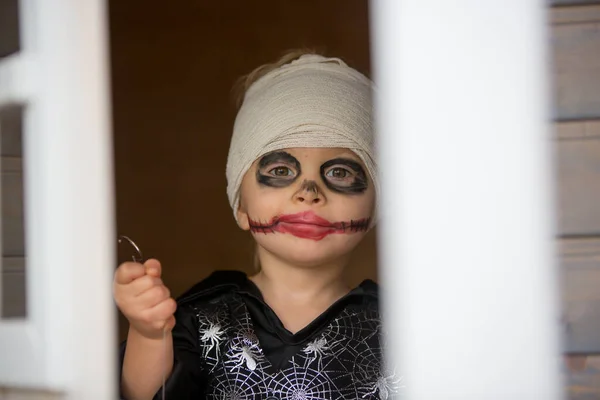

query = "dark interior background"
[109,0,378,340]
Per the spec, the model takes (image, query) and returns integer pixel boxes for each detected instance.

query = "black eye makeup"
[320,158,368,194]
[256,151,301,188]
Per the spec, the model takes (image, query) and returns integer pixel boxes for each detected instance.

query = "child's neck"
[249,251,351,333]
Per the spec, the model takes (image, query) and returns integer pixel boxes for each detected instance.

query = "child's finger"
[144,259,162,277]
[135,282,171,308]
[142,298,177,328]
[128,275,163,297]
[114,262,146,284]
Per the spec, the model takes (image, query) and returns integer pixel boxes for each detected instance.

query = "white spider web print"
[283,305,394,399]
[205,301,272,399]
[197,295,401,400]
[269,358,334,400]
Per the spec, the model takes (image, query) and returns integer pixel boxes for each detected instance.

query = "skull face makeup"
[236,147,375,267]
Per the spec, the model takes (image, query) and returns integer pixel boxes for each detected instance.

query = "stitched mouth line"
[248,217,371,234]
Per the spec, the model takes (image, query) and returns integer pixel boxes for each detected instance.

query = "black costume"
[119,270,401,400]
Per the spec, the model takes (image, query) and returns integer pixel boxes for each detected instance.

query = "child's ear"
[236,204,250,231]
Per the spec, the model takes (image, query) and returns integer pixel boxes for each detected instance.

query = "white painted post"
[36,1,117,397]
[371,1,564,399]
[0,0,116,398]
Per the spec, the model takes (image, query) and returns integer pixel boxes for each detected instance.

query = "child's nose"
[293,179,325,205]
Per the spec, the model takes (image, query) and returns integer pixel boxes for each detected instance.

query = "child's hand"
[113,259,177,340]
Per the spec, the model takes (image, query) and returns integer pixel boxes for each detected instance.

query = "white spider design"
[303,336,330,369]
[226,330,263,371]
[200,323,225,361]
[363,371,404,400]
[229,345,259,371]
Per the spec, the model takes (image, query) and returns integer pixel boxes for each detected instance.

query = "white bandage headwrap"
[226,54,378,221]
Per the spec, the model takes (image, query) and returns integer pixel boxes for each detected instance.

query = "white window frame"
[0,0,116,397]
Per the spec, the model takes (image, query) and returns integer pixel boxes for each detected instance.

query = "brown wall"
[109,0,378,339]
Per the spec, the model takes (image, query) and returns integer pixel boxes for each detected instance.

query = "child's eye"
[320,158,368,194]
[268,166,295,177]
[256,157,299,188]
[325,167,352,180]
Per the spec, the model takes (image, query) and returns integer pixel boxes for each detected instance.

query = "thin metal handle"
[117,235,143,263]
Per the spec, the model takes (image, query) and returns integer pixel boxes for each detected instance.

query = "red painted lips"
[249,211,370,241]
[275,212,341,240]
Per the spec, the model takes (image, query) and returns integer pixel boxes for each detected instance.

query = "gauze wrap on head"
[226,54,378,222]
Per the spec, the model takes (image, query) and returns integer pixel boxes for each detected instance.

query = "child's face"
[236,147,375,267]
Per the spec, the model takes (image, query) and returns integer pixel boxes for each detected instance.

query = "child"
[114,50,401,399]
